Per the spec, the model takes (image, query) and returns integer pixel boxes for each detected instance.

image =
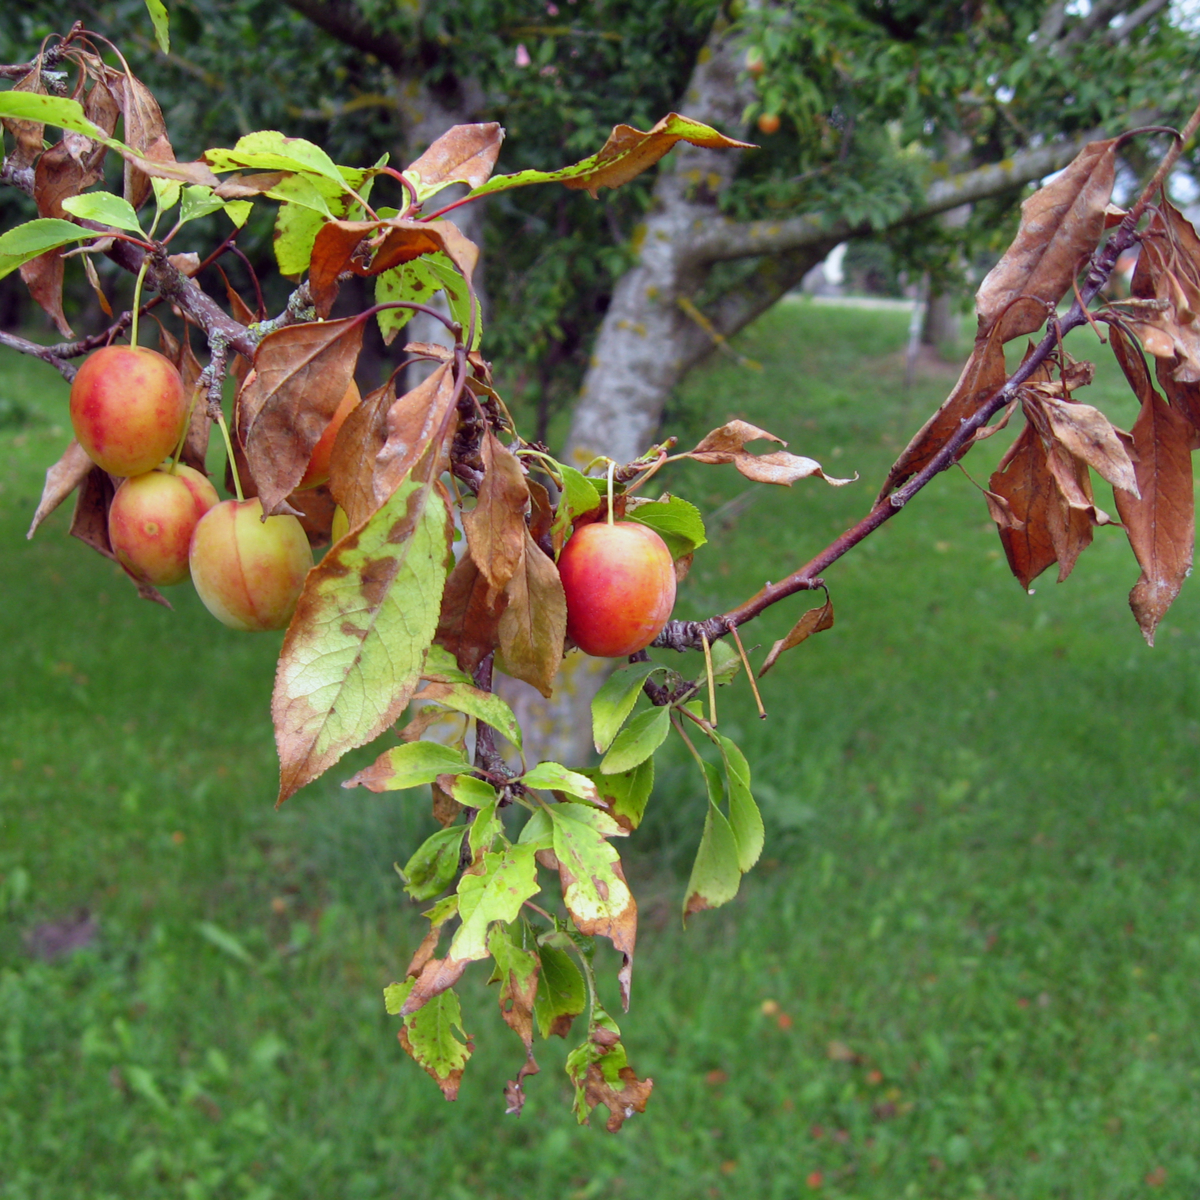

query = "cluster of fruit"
[68,344,321,631]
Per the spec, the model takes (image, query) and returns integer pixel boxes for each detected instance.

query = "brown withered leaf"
[1024,389,1139,497]
[497,529,567,698]
[565,111,753,199]
[375,363,459,509]
[397,1019,472,1102]
[1109,321,1157,408]
[583,1062,654,1133]
[400,954,471,1016]
[27,440,94,538]
[328,378,395,528]
[1114,390,1195,645]
[758,595,834,679]
[976,138,1117,344]
[686,419,854,486]
[435,554,509,675]
[405,122,505,191]
[3,62,49,171]
[982,488,1025,530]
[432,776,464,826]
[112,70,174,210]
[240,318,364,515]
[20,251,72,338]
[212,170,289,199]
[989,424,1060,589]
[879,332,1007,500]
[70,467,170,608]
[1042,441,1097,583]
[527,478,554,545]
[286,484,338,547]
[464,431,529,601]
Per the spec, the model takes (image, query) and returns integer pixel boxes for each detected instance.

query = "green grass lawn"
[3,302,1200,1199]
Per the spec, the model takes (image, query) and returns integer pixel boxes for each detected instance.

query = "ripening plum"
[558,521,677,657]
[69,345,188,477]
[108,464,219,586]
[188,497,313,631]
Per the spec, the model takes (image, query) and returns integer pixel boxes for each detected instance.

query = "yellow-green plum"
[188,498,313,631]
[69,345,188,477]
[108,464,219,586]
[558,521,676,657]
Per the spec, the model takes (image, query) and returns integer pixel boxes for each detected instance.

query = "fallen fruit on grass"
[108,464,219,586]
[69,345,188,477]
[757,112,781,135]
[188,497,313,631]
[297,378,361,490]
[558,520,676,657]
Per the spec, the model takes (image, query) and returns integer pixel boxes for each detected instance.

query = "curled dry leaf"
[404,122,505,193]
[686,419,854,486]
[758,595,834,679]
[976,138,1117,344]
[497,529,567,698]
[27,440,94,539]
[463,431,530,602]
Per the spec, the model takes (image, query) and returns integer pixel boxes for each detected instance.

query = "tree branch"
[279,0,414,74]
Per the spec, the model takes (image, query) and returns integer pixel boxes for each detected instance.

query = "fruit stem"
[215,407,244,501]
[129,256,150,348]
[700,630,717,728]
[168,380,203,474]
[729,624,768,719]
[606,461,615,527]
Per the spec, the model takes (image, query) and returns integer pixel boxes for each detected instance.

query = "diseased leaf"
[520,761,600,802]
[400,826,465,901]
[599,704,670,774]
[988,424,1059,589]
[1032,392,1138,497]
[591,661,657,753]
[582,759,654,832]
[464,112,752,201]
[416,679,522,749]
[497,529,567,698]
[683,760,742,920]
[487,924,540,1114]
[548,804,637,1009]
[534,942,586,1040]
[239,318,364,515]
[976,138,1118,344]
[435,554,509,676]
[27,440,94,538]
[274,458,453,805]
[143,0,170,53]
[344,740,472,794]
[450,844,540,963]
[464,431,529,601]
[758,596,834,678]
[685,419,853,486]
[1114,390,1195,644]
[566,1007,654,1131]
[327,378,395,528]
[397,985,474,1101]
[404,122,505,199]
[624,494,707,558]
[1,61,49,172]
[375,364,459,513]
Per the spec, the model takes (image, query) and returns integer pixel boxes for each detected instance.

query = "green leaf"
[550,466,604,549]
[384,978,414,1016]
[416,679,522,749]
[591,661,657,753]
[278,466,454,804]
[205,131,346,186]
[344,740,472,792]
[400,826,464,901]
[599,704,671,774]
[61,192,144,235]
[624,495,707,558]
[583,758,654,830]
[150,176,181,217]
[709,638,742,685]
[521,761,600,802]
[450,843,540,962]
[683,761,742,919]
[534,942,586,1039]
[377,252,481,350]
[517,807,554,850]
[142,0,170,53]
[719,735,764,873]
[422,644,474,682]
[399,987,473,1100]
[465,794,501,861]
[223,200,253,228]
[0,93,105,140]
[0,219,97,281]
[179,185,228,226]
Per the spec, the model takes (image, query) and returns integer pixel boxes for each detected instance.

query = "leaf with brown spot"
[976,139,1117,344]
[497,529,566,698]
[758,595,834,679]
[272,448,453,805]
[401,954,472,1016]
[240,318,363,515]
[28,440,95,538]
[464,431,529,601]
[404,122,505,198]
[684,419,853,486]
[879,333,1008,499]
[1114,390,1195,645]
[435,554,509,675]
[988,424,1060,590]
[375,363,459,512]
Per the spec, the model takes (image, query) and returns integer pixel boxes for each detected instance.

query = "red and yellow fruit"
[108,464,219,587]
[757,112,781,136]
[188,498,313,631]
[558,521,676,658]
[69,345,188,477]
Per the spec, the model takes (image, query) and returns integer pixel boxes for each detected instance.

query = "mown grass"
[3,302,1200,1199]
